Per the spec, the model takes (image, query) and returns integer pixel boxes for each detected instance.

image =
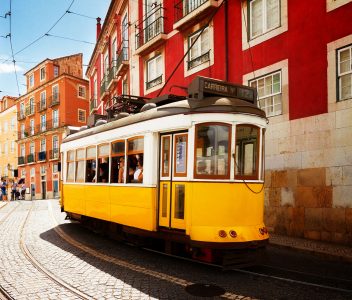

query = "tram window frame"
[194,123,231,180]
[127,136,144,184]
[235,124,260,180]
[97,144,110,183]
[66,150,75,182]
[174,133,188,178]
[75,148,86,182]
[111,140,126,184]
[161,135,171,178]
[85,146,97,183]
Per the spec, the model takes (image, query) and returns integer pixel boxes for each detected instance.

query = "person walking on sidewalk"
[11,181,18,201]
[20,183,26,200]
[1,179,8,201]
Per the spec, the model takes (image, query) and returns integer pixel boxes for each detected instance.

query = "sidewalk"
[269,233,352,263]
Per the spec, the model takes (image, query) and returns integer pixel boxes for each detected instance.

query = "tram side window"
[97,144,110,183]
[85,146,96,183]
[111,141,125,183]
[75,149,85,182]
[66,150,75,182]
[194,123,231,179]
[235,125,259,180]
[127,137,144,183]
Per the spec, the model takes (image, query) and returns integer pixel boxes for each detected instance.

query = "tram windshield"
[194,123,231,179]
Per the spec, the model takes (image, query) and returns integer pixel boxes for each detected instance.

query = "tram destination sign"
[188,76,256,104]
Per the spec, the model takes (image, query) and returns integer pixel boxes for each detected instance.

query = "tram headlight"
[218,230,227,238]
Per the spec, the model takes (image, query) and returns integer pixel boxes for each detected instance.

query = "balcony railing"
[100,74,109,97]
[146,75,162,90]
[90,98,98,112]
[49,94,60,107]
[174,0,208,22]
[36,121,52,134]
[136,6,164,49]
[49,149,60,160]
[27,153,35,164]
[17,111,25,121]
[25,104,35,116]
[187,50,210,70]
[18,131,29,140]
[107,60,117,87]
[116,46,129,76]
[37,100,47,112]
[38,151,46,162]
[18,156,25,165]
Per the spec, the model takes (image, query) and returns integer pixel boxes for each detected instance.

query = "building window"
[249,0,280,40]
[21,124,25,139]
[29,73,34,87]
[40,67,45,81]
[40,114,46,132]
[78,109,86,123]
[30,119,35,136]
[337,44,352,101]
[52,85,59,102]
[146,54,162,90]
[30,167,35,177]
[53,110,59,128]
[30,142,35,155]
[4,121,8,133]
[188,27,210,70]
[40,91,46,110]
[78,85,86,98]
[11,141,15,153]
[11,117,15,130]
[20,144,25,157]
[249,71,282,117]
[54,65,59,77]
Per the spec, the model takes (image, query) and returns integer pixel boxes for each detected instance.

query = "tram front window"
[235,125,259,179]
[194,123,231,179]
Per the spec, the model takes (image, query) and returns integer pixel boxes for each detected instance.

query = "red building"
[16,54,89,199]
[87,0,352,245]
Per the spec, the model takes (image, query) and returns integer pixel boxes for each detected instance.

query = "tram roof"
[63,96,266,144]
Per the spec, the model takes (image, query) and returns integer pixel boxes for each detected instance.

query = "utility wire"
[0,0,75,64]
[0,11,10,18]
[9,0,21,96]
[66,10,96,20]
[157,0,226,97]
[45,33,95,45]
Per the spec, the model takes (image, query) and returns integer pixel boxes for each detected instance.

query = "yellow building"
[0,96,18,186]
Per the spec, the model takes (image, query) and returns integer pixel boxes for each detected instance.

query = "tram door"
[159,132,188,230]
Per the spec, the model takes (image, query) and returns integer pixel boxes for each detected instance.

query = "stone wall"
[264,107,352,245]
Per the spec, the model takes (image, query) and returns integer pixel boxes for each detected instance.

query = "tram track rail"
[48,201,352,298]
[19,201,94,300]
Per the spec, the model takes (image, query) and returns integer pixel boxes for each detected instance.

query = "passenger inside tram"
[118,157,125,183]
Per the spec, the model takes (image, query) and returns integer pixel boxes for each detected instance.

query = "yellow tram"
[60,77,269,266]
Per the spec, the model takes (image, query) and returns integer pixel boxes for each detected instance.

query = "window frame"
[111,140,126,184]
[78,109,86,123]
[75,148,86,183]
[40,67,46,81]
[234,124,261,180]
[249,70,282,117]
[337,44,352,101]
[173,133,188,178]
[194,122,232,180]
[249,0,281,40]
[187,26,210,70]
[146,54,163,90]
[66,150,75,182]
[78,85,86,99]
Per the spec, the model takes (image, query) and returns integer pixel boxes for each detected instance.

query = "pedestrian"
[21,183,26,200]
[1,179,8,201]
[11,181,18,201]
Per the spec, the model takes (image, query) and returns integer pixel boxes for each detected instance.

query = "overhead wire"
[45,33,95,45]
[66,10,96,20]
[0,0,76,65]
[8,0,21,96]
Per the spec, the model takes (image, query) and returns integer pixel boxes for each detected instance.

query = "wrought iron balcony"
[27,153,35,164]
[37,100,47,112]
[38,151,46,162]
[135,6,165,51]
[116,46,129,77]
[107,60,117,88]
[100,74,109,98]
[49,149,60,160]
[25,104,35,116]
[174,0,218,30]
[49,94,60,107]
[146,75,162,90]
[36,121,52,134]
[17,111,26,121]
[187,50,210,70]
[18,131,29,140]
[18,156,25,165]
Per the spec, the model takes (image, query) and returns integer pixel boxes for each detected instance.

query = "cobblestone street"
[1,200,351,300]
